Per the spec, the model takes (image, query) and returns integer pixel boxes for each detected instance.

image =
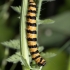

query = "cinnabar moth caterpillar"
[26,0,46,66]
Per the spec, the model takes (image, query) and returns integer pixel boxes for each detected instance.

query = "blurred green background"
[0,0,70,70]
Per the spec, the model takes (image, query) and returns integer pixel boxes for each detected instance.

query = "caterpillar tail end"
[38,61,46,66]
[42,61,46,66]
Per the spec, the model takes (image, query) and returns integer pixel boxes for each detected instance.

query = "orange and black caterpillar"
[26,0,46,66]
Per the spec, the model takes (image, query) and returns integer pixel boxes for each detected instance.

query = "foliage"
[1,39,56,66]
[0,0,70,70]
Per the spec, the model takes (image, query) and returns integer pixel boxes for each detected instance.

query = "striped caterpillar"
[26,0,46,66]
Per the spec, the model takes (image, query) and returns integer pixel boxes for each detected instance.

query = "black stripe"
[27,38,37,41]
[29,4,36,8]
[32,55,40,60]
[30,50,39,55]
[27,16,36,20]
[27,22,36,26]
[28,44,37,48]
[29,2,34,3]
[42,61,46,66]
[40,58,43,62]
[27,30,37,34]
[38,63,42,66]
[38,61,46,66]
[28,10,36,13]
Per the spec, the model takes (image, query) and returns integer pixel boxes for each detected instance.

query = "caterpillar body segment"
[26,0,46,66]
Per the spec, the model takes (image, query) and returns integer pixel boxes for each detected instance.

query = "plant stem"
[1,48,9,70]
[37,0,43,20]
[57,40,70,54]
[36,0,43,39]
[10,64,17,70]
[20,0,30,70]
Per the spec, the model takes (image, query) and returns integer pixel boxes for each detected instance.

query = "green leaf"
[18,16,20,19]
[39,19,55,25]
[6,52,21,63]
[31,66,43,70]
[41,52,56,58]
[38,46,44,52]
[6,52,30,69]
[1,39,20,50]
[21,56,31,69]
[11,6,21,13]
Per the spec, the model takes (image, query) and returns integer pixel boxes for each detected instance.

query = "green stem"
[37,0,43,20]
[20,0,30,70]
[36,0,43,40]
[1,48,9,70]
[57,40,70,54]
[10,64,17,70]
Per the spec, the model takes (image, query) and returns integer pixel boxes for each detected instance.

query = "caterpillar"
[26,0,46,66]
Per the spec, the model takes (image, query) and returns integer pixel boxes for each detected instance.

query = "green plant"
[1,0,54,70]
